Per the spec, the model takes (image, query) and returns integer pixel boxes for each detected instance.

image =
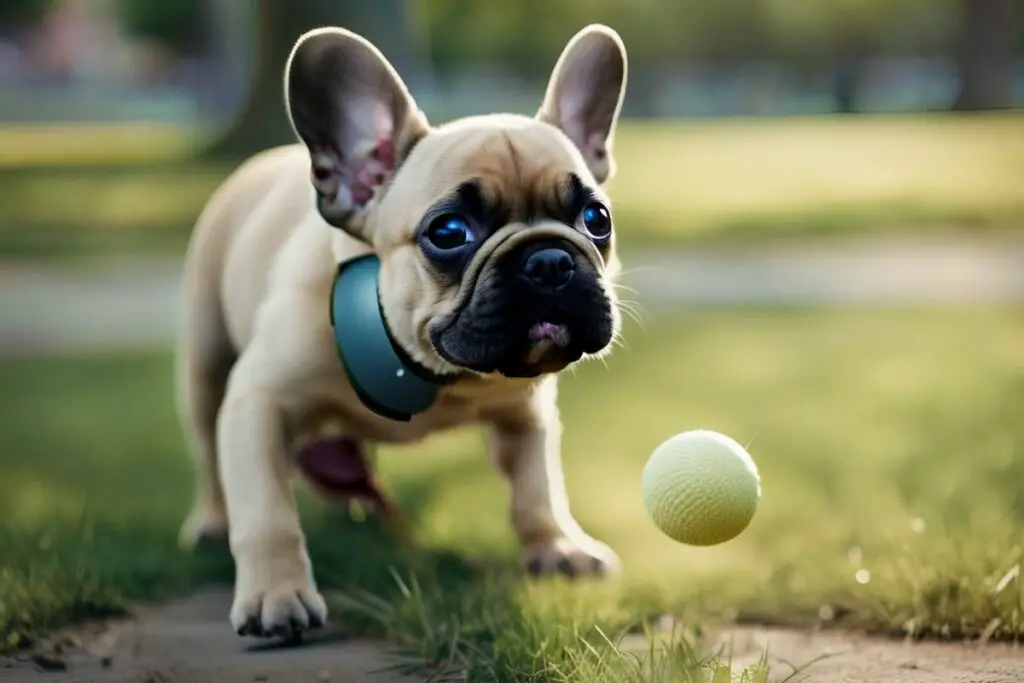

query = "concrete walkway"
[1,234,1023,357]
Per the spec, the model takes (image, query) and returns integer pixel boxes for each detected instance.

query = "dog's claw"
[230,577,328,641]
[237,615,262,637]
[522,536,620,580]
[556,557,578,578]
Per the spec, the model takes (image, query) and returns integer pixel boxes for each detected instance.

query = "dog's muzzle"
[429,236,615,378]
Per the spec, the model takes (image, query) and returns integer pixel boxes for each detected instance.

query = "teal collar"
[329,254,456,421]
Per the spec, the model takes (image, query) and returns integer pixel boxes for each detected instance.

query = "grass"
[1,113,1023,259]
[0,123,218,169]
[1,307,1022,680]
[608,113,1024,245]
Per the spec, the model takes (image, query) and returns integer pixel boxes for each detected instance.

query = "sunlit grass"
[0,165,230,233]
[1,307,1022,679]
[1,113,1022,258]
[0,123,217,168]
[609,113,1024,244]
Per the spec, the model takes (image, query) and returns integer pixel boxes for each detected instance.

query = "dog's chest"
[294,371,528,445]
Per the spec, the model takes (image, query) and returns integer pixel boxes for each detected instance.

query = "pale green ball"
[642,429,761,546]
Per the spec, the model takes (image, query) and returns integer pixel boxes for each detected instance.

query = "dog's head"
[286,24,627,380]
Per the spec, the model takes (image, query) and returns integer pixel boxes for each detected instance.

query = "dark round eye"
[581,203,612,239]
[425,214,475,251]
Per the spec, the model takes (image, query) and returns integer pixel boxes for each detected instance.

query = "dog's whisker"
[617,299,645,318]
[619,310,643,329]
[608,329,629,352]
[611,281,641,296]
[617,295,646,309]
[615,301,647,328]
[618,297,644,312]
[613,264,673,277]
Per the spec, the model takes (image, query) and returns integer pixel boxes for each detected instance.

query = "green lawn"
[1,307,1022,680]
[1,113,1023,259]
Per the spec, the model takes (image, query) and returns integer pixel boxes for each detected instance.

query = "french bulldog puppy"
[176,23,628,639]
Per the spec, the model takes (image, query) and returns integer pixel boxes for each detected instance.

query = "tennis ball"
[642,429,761,546]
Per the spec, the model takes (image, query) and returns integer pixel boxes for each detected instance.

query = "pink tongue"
[529,322,570,346]
[295,437,371,490]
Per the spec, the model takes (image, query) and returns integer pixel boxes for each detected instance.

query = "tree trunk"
[952,0,1016,111]
[832,39,866,115]
[205,0,420,160]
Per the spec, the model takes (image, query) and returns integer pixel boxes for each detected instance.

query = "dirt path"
[4,587,1022,682]
[1,588,420,683]
[717,627,1023,683]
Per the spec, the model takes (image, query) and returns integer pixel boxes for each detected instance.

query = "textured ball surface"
[642,430,761,546]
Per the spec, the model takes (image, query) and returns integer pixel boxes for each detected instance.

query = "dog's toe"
[522,536,621,580]
[230,579,327,641]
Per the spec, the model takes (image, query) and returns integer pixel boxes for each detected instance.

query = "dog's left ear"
[285,27,430,241]
[537,24,627,185]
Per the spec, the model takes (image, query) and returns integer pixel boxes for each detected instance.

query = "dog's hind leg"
[177,341,235,548]
[176,207,238,549]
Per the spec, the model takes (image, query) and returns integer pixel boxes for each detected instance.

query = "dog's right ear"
[285,28,429,242]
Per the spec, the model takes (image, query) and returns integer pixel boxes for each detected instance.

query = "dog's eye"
[581,203,612,240]
[425,214,475,250]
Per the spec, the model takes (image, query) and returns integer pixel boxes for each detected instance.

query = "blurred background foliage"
[1,0,1020,119]
[0,0,1020,257]
[420,0,957,68]
[2,0,1013,66]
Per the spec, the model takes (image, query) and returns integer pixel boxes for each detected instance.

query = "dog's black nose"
[521,248,575,290]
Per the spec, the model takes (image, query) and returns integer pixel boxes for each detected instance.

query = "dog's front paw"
[231,559,327,639]
[523,535,621,579]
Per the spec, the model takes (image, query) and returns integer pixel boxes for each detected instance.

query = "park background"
[1,1,1023,680]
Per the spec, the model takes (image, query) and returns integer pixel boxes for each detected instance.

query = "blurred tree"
[207,0,420,159]
[764,0,957,112]
[418,0,774,75]
[0,0,51,26]
[952,0,1016,110]
[193,0,1018,153]
[114,0,205,53]
[832,34,867,114]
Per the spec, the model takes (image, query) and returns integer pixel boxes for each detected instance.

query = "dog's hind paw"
[178,505,229,550]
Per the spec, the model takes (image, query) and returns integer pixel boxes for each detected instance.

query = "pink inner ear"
[587,132,608,160]
[348,104,396,207]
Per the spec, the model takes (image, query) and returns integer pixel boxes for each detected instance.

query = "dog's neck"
[330,254,459,422]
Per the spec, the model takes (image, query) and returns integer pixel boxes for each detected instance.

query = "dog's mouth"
[523,311,573,367]
[430,303,612,378]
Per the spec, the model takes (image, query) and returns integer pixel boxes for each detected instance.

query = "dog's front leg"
[218,384,327,639]
[489,380,621,579]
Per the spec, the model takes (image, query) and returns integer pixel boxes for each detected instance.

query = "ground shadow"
[298,455,508,601]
